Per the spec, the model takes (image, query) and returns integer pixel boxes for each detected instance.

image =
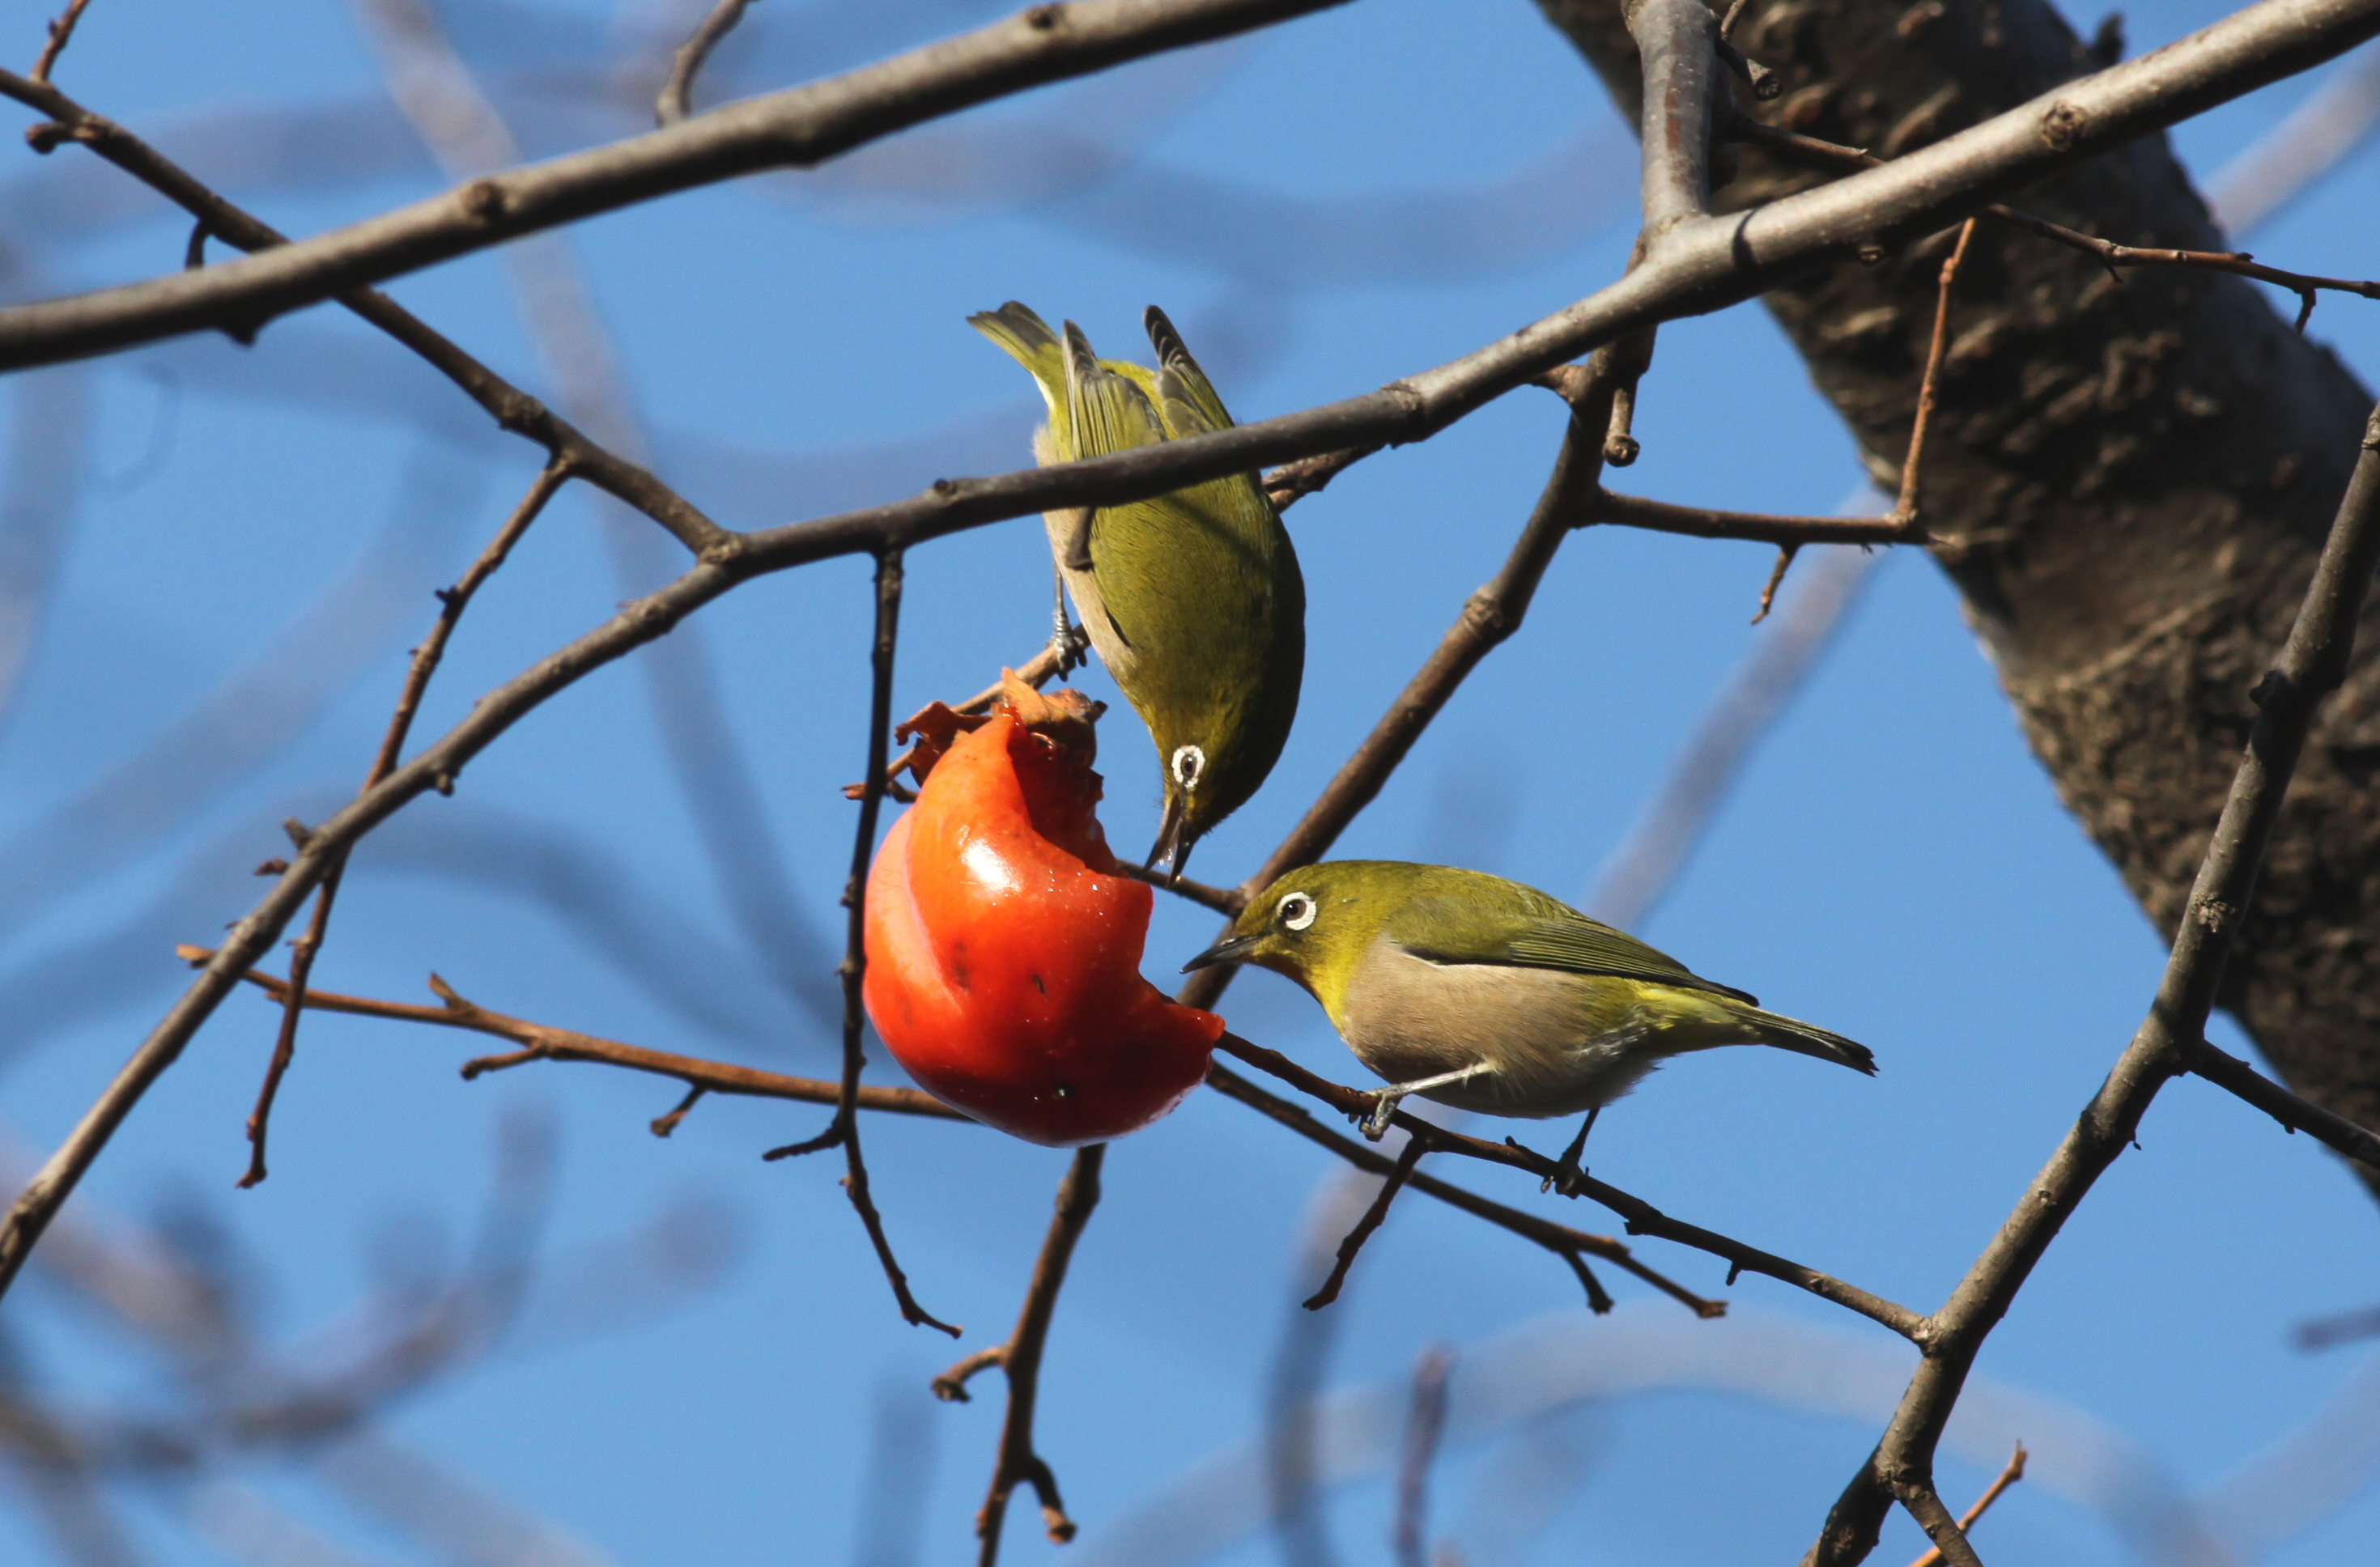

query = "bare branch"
[1893,1481,1983,1567]
[657,0,760,126]
[2188,1038,2380,1171]
[28,0,94,83]
[1302,1135,1425,1310]
[1629,0,1721,235]
[0,69,727,553]
[238,459,571,1188]
[1802,399,2380,1566]
[2,0,2372,413]
[1590,488,1911,545]
[0,0,1358,366]
[1728,108,2380,331]
[1202,1063,1718,1316]
[185,951,969,1123]
[1209,1035,1923,1336]
[763,550,958,1337]
[963,1144,1107,1565]
[1893,217,1977,527]
[1905,1445,2025,1567]
[1263,444,1383,509]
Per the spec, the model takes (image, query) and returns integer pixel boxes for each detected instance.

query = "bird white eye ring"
[1171,744,1205,790]
[1277,891,1316,931]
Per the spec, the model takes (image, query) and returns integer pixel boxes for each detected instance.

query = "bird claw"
[1358,1093,1400,1140]
[1539,1158,1589,1197]
[1047,618,1090,677]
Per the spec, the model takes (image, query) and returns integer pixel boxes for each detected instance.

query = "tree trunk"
[1536,0,2380,1188]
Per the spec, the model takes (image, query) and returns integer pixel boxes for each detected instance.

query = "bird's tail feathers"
[969,303,1067,404]
[1746,1008,1876,1076]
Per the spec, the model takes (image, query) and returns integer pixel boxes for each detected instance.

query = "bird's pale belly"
[1337,942,1753,1119]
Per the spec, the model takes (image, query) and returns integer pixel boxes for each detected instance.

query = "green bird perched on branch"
[971,302,1305,877]
[1184,861,1875,1177]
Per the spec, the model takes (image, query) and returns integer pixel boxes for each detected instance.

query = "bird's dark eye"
[1277,891,1316,931]
[1171,744,1205,790]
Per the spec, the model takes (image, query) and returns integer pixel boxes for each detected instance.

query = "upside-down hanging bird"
[970,302,1304,877]
[1184,860,1875,1170]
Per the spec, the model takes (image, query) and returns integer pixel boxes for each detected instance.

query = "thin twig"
[0,70,726,554]
[959,1144,1107,1565]
[1894,218,1978,526]
[656,0,758,126]
[238,459,570,1187]
[1749,212,1970,621]
[185,951,968,1123]
[1587,487,1914,545]
[1303,1136,1426,1310]
[1205,1064,1705,1313]
[1729,110,2380,333]
[1209,1036,1927,1335]
[2188,1038,2380,1171]
[1905,1444,2025,1567]
[763,550,958,1336]
[1264,444,1383,509]
[1802,401,2380,1565]
[1110,860,1245,915]
[1894,1482,1983,1567]
[1392,1348,1454,1567]
[29,0,94,83]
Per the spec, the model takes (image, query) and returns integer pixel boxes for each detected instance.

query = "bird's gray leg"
[1360,1062,1494,1140]
[1047,550,1088,675]
[1542,1106,1600,1195]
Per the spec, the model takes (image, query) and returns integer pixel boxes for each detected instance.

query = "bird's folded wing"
[1064,323,1167,459]
[1399,902,1758,1006]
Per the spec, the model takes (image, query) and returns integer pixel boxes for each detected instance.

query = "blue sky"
[3,2,2379,1565]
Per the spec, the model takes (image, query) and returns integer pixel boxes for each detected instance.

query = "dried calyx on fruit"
[862,673,1222,1145]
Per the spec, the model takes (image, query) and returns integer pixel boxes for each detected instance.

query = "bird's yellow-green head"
[969,302,1304,878]
[1180,862,1443,1020]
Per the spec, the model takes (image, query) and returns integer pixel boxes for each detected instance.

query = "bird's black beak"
[1145,792,1194,881]
[1180,932,1260,973]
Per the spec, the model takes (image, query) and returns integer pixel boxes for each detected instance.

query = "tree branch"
[1588,487,1911,544]
[1302,1134,1426,1310]
[28,0,94,83]
[1209,1037,1923,1336]
[0,69,728,554]
[1726,108,2380,333]
[0,0,1356,367]
[185,952,969,1123]
[1905,1445,2025,1567]
[946,1144,1107,1565]
[656,0,759,126]
[2189,1037,2380,1171]
[1802,397,2380,1566]
[1201,1063,1703,1316]
[762,550,958,1336]
[238,458,571,1188]
[1629,0,1721,235]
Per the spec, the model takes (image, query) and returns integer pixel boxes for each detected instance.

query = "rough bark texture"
[1536,0,2380,1188]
